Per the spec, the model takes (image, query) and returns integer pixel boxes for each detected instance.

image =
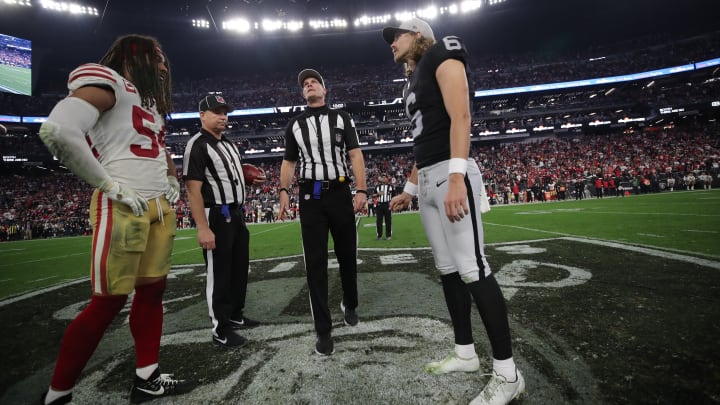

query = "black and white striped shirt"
[376,183,394,203]
[283,105,360,180]
[183,129,246,205]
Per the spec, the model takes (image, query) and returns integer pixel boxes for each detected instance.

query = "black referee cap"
[199,95,233,113]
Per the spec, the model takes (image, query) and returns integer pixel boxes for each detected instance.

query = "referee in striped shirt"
[278,68,367,356]
[184,95,264,348]
[374,174,395,240]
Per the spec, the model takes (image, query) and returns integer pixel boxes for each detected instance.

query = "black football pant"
[204,205,249,336]
[375,202,392,238]
[299,184,358,336]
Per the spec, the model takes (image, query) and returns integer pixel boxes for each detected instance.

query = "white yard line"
[0,252,86,268]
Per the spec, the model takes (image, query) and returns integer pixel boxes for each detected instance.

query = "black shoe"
[315,333,334,356]
[212,330,248,348]
[340,301,358,326]
[40,391,72,405]
[129,368,195,404]
[229,316,261,329]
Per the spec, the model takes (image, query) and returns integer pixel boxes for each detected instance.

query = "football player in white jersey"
[385,19,525,405]
[38,34,192,404]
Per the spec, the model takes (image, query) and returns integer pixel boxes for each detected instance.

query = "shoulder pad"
[67,63,121,92]
[426,36,469,67]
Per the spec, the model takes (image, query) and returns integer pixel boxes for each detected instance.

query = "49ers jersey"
[68,63,168,199]
[403,36,472,169]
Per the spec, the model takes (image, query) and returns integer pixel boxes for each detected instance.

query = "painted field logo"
[6,237,717,404]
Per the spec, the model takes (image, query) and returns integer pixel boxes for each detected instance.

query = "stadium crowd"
[2,28,719,240]
[2,127,717,241]
[0,30,717,116]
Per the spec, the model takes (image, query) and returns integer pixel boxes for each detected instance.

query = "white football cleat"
[423,353,480,374]
[470,369,526,405]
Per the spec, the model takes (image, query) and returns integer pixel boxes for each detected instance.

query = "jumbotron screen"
[0,33,32,96]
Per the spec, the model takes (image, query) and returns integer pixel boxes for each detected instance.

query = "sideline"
[4,236,719,307]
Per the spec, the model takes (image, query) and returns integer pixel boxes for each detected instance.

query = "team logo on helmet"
[215,96,226,104]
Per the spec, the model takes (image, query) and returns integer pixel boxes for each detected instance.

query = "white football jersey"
[68,63,168,199]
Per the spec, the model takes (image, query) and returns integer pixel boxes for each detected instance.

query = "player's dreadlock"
[405,36,436,78]
[99,34,173,117]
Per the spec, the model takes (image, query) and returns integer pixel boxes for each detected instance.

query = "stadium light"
[223,18,251,33]
[417,6,439,19]
[309,18,347,30]
[39,0,98,16]
[2,0,31,7]
[215,0,491,35]
[261,19,283,32]
[192,19,209,29]
[353,14,391,27]
[460,1,482,13]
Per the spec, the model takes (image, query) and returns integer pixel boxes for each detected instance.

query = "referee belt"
[206,202,240,209]
[298,178,347,190]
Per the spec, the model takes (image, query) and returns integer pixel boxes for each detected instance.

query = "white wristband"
[448,158,468,175]
[403,181,418,196]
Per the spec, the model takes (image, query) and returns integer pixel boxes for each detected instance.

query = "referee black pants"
[375,202,392,238]
[299,184,358,336]
[204,205,250,335]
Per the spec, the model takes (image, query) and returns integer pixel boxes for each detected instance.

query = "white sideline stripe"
[4,236,719,307]
[28,276,58,283]
[637,233,664,238]
[0,278,86,307]
[0,252,86,268]
[590,211,720,217]
[560,237,720,270]
[0,248,25,252]
[484,222,720,260]
[684,229,719,234]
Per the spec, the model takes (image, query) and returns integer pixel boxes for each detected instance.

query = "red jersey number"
[130,105,164,158]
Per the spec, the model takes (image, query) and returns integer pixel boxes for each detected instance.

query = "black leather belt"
[298,179,347,190]
[207,203,240,209]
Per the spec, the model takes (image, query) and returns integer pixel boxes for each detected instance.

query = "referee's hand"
[198,227,215,250]
[353,191,367,214]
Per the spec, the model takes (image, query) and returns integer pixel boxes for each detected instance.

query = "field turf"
[1,189,718,404]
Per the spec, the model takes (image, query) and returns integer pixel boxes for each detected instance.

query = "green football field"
[2,189,720,404]
[0,64,32,95]
[1,189,718,300]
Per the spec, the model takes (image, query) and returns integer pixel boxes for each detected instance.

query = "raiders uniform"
[67,63,175,295]
[68,63,169,199]
[404,37,492,279]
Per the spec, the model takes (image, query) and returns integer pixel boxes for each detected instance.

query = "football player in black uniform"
[385,18,525,405]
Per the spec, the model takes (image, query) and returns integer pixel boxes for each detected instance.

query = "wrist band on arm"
[279,188,289,194]
[403,181,418,196]
[448,158,468,175]
[355,189,367,195]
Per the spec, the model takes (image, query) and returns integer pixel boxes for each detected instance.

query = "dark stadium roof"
[1,0,718,91]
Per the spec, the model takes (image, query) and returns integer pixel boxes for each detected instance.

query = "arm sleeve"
[38,96,112,189]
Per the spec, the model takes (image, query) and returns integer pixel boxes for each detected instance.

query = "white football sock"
[455,343,477,359]
[45,387,72,404]
[493,357,518,381]
[136,363,159,380]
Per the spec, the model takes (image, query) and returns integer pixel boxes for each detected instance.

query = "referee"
[183,95,264,348]
[374,174,395,240]
[278,68,367,356]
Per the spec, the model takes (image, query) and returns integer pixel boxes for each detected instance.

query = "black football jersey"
[403,36,472,169]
